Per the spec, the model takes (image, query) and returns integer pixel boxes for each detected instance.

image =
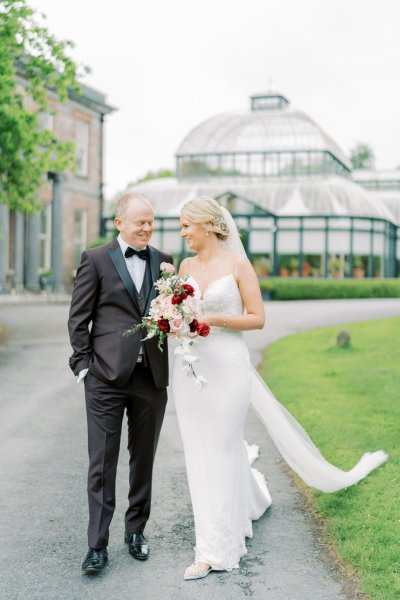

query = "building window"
[39,204,52,271]
[73,210,87,269]
[39,112,55,132]
[76,119,90,177]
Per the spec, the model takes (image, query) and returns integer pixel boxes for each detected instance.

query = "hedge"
[259,278,400,300]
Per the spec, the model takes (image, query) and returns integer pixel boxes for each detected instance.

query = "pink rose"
[160,262,175,275]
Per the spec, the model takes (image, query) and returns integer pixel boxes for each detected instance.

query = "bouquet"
[125,262,210,388]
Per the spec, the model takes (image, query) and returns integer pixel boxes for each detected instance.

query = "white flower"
[194,375,208,389]
[182,353,198,363]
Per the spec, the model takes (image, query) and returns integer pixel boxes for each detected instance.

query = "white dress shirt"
[117,234,147,292]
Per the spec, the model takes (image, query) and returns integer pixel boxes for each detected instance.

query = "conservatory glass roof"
[129,175,397,224]
[177,93,351,171]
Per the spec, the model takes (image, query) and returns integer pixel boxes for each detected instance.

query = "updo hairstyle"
[181,196,229,241]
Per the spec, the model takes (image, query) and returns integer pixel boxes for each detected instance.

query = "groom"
[68,193,173,574]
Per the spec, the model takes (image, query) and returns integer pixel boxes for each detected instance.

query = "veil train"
[250,368,387,493]
[219,204,388,493]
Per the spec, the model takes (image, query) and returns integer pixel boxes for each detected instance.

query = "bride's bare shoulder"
[178,256,190,276]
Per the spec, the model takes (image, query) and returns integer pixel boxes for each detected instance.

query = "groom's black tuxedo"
[68,238,173,549]
[68,238,172,388]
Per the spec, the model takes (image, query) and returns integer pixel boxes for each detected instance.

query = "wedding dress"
[173,273,272,570]
[172,208,387,572]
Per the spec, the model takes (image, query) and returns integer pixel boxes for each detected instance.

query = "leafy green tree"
[0,0,85,212]
[350,143,375,170]
[133,168,175,185]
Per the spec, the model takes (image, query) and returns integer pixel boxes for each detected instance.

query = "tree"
[0,0,86,212]
[133,168,175,185]
[349,143,375,170]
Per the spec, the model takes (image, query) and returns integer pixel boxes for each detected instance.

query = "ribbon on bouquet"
[174,339,208,389]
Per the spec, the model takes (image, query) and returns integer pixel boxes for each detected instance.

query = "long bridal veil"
[219,205,388,493]
[251,370,387,492]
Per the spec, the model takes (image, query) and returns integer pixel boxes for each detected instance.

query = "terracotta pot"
[353,268,365,279]
[279,267,289,277]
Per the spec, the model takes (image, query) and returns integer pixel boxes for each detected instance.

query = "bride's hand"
[201,314,219,327]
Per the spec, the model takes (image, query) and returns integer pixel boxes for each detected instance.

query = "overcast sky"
[30,0,400,198]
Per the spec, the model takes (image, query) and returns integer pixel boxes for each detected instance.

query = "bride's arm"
[204,256,265,331]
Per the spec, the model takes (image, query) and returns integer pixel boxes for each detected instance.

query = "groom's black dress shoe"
[81,548,108,574]
[124,532,149,560]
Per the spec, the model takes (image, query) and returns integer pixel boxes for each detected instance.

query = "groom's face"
[115,199,154,248]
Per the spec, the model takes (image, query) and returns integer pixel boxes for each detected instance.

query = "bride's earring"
[205,231,209,237]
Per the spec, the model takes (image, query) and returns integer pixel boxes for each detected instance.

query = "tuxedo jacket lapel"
[144,246,161,316]
[108,241,141,314]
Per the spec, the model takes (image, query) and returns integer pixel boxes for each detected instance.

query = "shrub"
[259,277,400,300]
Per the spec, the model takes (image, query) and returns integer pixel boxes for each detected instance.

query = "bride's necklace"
[196,249,223,272]
[199,260,206,272]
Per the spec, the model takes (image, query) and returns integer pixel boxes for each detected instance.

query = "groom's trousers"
[84,363,167,549]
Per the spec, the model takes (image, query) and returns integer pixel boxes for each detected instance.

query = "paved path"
[0,299,399,600]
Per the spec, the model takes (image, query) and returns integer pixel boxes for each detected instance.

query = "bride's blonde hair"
[181,196,229,241]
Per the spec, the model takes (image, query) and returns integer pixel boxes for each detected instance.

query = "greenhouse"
[125,93,399,278]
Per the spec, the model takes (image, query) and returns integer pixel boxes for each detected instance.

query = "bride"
[172,196,387,581]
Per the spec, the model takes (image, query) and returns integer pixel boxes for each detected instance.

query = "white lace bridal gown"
[173,273,272,571]
[172,272,388,571]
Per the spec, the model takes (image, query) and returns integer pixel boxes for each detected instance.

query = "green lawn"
[260,317,400,600]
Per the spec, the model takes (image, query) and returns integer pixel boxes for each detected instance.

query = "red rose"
[189,319,199,333]
[182,283,195,296]
[157,318,170,333]
[197,322,210,337]
[171,291,186,305]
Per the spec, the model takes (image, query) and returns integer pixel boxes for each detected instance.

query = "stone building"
[0,71,115,293]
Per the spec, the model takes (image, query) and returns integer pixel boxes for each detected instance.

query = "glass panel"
[279,218,300,229]
[303,231,325,253]
[303,218,326,229]
[163,230,182,253]
[265,153,279,176]
[220,154,234,176]
[234,154,248,176]
[249,154,264,176]
[330,218,351,230]
[277,231,300,253]
[249,230,273,253]
[353,232,371,254]
[352,219,371,231]
[373,233,384,254]
[328,230,350,254]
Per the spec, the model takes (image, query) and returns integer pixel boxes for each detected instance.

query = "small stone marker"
[336,329,351,347]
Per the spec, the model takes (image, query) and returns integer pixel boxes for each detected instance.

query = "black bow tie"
[125,246,149,260]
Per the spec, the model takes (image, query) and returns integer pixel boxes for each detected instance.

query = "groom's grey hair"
[115,193,153,218]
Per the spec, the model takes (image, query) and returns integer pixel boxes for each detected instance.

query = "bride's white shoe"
[184,563,213,580]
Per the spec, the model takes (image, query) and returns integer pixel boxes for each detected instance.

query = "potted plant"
[252,256,272,277]
[352,256,365,278]
[329,257,341,278]
[288,257,299,277]
[302,261,311,277]
[279,256,290,277]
